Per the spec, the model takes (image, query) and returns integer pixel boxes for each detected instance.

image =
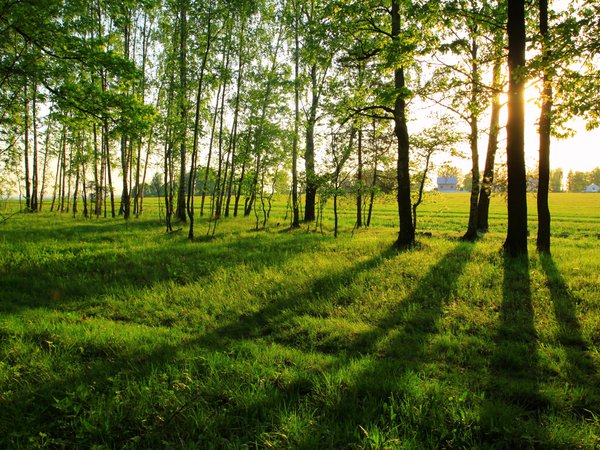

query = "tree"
[549,168,563,192]
[536,0,552,254]
[566,170,588,192]
[477,7,505,233]
[503,0,528,256]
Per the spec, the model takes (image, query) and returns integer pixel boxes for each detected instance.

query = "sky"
[427,87,600,177]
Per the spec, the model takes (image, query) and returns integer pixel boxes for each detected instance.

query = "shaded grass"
[0,193,599,448]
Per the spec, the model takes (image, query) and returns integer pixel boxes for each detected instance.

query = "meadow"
[1,192,599,448]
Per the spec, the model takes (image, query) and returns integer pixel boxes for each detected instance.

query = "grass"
[0,193,599,448]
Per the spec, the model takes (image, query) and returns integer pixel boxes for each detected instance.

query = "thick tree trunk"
[392,0,414,249]
[504,0,528,256]
[304,64,319,222]
[537,0,552,254]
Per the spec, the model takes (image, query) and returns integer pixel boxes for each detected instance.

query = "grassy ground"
[1,193,599,448]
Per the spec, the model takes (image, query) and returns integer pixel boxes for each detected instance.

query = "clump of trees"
[566,168,600,192]
[1,0,598,254]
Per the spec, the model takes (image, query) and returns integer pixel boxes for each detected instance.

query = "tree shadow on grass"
[540,254,600,411]
[188,241,475,447]
[0,228,326,315]
[479,253,544,446]
[290,242,476,447]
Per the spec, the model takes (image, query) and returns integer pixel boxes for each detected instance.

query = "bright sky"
[426,87,600,177]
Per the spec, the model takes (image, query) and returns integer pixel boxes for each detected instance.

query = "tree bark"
[392,0,414,249]
[291,2,300,228]
[504,0,528,256]
[23,82,31,211]
[175,0,189,222]
[356,125,363,228]
[537,0,552,254]
[304,64,319,222]
[463,35,480,241]
[477,43,503,232]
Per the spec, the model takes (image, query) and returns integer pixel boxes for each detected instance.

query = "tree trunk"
[303,64,319,222]
[23,82,31,211]
[462,35,480,241]
[224,20,245,218]
[356,126,363,228]
[392,0,414,249]
[176,0,189,223]
[477,41,502,232]
[30,81,39,212]
[503,0,528,256]
[187,8,213,239]
[291,4,300,228]
[200,84,221,216]
[537,0,552,254]
[38,121,51,210]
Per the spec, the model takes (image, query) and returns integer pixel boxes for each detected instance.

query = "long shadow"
[0,227,325,315]
[292,242,475,447]
[540,254,600,411]
[1,237,399,448]
[188,241,474,447]
[195,244,399,348]
[480,253,543,445]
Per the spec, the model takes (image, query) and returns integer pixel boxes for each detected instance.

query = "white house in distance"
[437,177,459,192]
[583,183,599,193]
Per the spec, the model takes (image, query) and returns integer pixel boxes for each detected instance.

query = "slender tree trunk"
[463,35,480,241]
[367,124,379,227]
[234,159,246,217]
[60,129,67,212]
[504,0,528,255]
[51,127,65,212]
[72,146,80,217]
[291,1,300,228]
[200,85,221,216]
[213,37,232,218]
[537,0,552,254]
[223,18,242,219]
[93,123,103,216]
[82,158,88,218]
[224,35,245,218]
[392,0,414,249]
[105,128,115,217]
[23,82,31,211]
[65,143,73,213]
[356,125,363,228]
[176,0,189,222]
[30,81,39,212]
[413,151,433,231]
[187,7,213,239]
[477,44,503,232]
[120,134,130,219]
[38,121,52,210]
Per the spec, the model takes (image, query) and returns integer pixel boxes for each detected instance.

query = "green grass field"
[1,193,599,448]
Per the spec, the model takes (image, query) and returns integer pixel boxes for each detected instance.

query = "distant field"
[0,193,599,448]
